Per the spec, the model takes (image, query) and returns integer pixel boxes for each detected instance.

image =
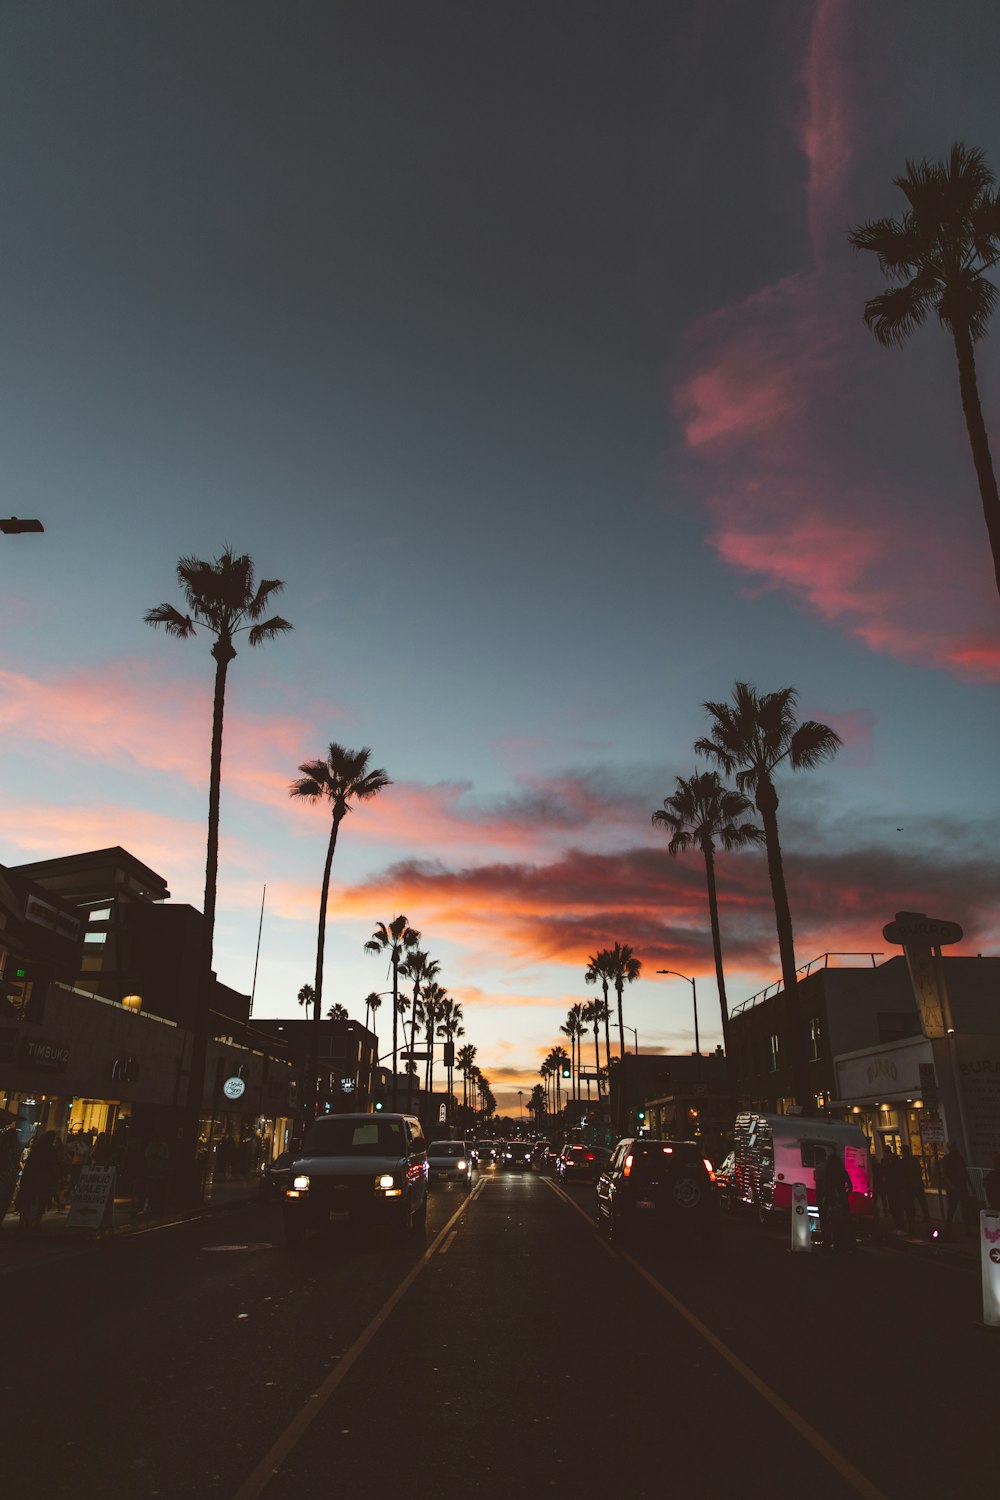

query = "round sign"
[222,1076,246,1101]
[990,1248,1000,1265]
[882,913,963,947]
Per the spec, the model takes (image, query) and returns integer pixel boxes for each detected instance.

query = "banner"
[982,1210,1000,1329]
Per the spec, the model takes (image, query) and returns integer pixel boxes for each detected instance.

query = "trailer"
[732,1111,875,1224]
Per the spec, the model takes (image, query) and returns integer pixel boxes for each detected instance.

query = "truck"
[732,1111,875,1225]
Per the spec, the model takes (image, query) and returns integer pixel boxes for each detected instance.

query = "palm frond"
[247,614,294,646]
[863,284,934,347]
[144,603,195,638]
[788,720,843,770]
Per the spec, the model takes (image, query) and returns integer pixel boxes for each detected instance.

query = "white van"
[732,1112,874,1224]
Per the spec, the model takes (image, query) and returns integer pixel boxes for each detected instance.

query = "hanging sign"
[981,1211,1000,1328]
[222,1076,247,1101]
[790,1181,812,1253]
[67,1166,116,1230]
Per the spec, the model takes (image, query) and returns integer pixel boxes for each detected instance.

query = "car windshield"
[429,1143,466,1159]
[301,1118,406,1157]
[476,1141,494,1152]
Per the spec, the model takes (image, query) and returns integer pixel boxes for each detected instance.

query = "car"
[556,1144,600,1182]
[595,1137,720,1253]
[282,1113,428,1247]
[258,1147,296,1199]
[531,1140,553,1170]
[473,1139,498,1166]
[500,1141,532,1170]
[427,1139,473,1190]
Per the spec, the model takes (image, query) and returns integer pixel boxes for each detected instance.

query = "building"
[251,1015,379,1116]
[608,1050,733,1156]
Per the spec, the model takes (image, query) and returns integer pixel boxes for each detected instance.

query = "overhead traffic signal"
[560,1059,571,1079]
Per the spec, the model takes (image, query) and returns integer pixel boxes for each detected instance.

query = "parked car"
[427,1139,473,1191]
[500,1141,532,1171]
[556,1144,600,1182]
[282,1113,428,1247]
[595,1137,720,1253]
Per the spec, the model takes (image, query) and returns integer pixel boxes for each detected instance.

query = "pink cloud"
[798,0,855,257]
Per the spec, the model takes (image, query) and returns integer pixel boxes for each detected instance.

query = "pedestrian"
[50,1134,70,1211]
[813,1147,834,1250]
[873,1151,890,1215]
[14,1131,60,1233]
[983,1152,1000,1211]
[942,1140,975,1235]
[882,1147,911,1232]
[899,1145,928,1225]
[0,1125,22,1229]
[825,1149,856,1254]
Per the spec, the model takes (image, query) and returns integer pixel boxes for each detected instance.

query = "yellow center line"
[547,1176,889,1500]
[228,1189,475,1500]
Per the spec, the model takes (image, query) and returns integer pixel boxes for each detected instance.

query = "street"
[2,1164,992,1499]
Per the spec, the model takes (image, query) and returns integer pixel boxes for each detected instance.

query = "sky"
[1,1,998,1115]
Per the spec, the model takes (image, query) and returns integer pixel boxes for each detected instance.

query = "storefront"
[831,1035,944,1191]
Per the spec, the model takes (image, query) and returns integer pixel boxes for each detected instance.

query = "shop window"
[84,931,108,945]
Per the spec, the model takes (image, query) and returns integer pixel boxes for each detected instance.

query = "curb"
[99,1191,258,1240]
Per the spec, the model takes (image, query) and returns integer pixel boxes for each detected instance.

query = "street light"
[622,1024,639,1055]
[518,1089,524,1129]
[657,970,700,1060]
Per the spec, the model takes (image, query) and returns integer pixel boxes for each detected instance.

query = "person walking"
[825,1148,856,1255]
[899,1145,928,1225]
[14,1131,60,1234]
[882,1146,910,1232]
[0,1125,22,1230]
[942,1140,975,1235]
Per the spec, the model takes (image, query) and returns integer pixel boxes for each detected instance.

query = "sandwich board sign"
[67,1165,116,1230]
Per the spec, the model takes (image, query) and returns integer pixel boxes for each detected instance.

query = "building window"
[84,931,108,945]
[768,1034,780,1072]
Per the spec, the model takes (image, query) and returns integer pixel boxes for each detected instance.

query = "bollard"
[790,1181,811,1253]
[981,1209,1000,1327]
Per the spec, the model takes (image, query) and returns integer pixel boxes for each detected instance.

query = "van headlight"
[458,1160,468,1171]
[377,1173,395,1189]
[286,1174,310,1197]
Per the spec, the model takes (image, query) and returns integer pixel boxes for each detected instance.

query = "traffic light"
[560,1059,571,1079]
[373,1100,384,1112]
[637,1108,646,1124]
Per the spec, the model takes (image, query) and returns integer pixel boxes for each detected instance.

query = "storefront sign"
[222,1076,246,1101]
[918,1111,945,1144]
[16,1036,69,1073]
[67,1166,116,1230]
[882,910,962,1040]
[111,1055,140,1083]
[790,1181,811,1253]
[981,1211,1000,1328]
[835,1037,930,1103]
[956,1038,1000,1165]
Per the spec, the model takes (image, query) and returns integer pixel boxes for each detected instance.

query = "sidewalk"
[869,1209,980,1270]
[1,1172,259,1243]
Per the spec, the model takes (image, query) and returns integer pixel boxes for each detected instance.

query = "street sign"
[400,1050,429,1061]
[67,1166,116,1230]
[918,1111,945,1144]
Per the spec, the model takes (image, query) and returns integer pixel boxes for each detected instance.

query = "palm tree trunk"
[756,783,809,1108]
[304,814,340,1129]
[602,982,612,1075]
[390,958,399,1112]
[179,643,233,1206]
[593,1017,601,1095]
[953,324,1000,600]
[408,986,421,1112]
[702,843,732,1059]
[616,979,625,1061]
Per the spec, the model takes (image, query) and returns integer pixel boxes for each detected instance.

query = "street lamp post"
[657,970,700,1064]
[518,1089,524,1130]
[623,1025,639,1055]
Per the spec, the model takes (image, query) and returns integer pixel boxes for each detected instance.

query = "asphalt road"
[1,1164,992,1499]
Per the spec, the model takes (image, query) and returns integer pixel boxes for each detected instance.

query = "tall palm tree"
[529,1082,546,1123]
[362,991,383,1102]
[605,943,641,1061]
[695,682,841,1108]
[457,1042,477,1118]
[364,917,420,1110]
[326,1002,349,1020]
[539,1059,553,1115]
[848,143,1000,598]
[652,770,764,1059]
[421,981,447,1095]
[289,744,391,1128]
[297,983,315,1009]
[437,997,465,1121]
[145,547,292,1200]
[399,949,439,1112]
[581,998,607,1096]
[560,1003,586,1104]
[584,951,616,1078]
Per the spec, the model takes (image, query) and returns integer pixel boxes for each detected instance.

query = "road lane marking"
[439,1230,458,1254]
[229,1191,476,1500]
[547,1176,889,1500]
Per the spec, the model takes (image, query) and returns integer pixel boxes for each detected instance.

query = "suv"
[282,1113,428,1247]
[595,1138,720,1253]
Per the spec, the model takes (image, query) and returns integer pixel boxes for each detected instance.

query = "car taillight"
[623,1154,633,1177]
[585,1153,594,1161]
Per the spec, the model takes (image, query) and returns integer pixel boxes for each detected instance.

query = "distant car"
[427,1140,473,1191]
[531,1140,553,1170]
[473,1139,497,1166]
[282,1113,428,1247]
[259,1149,295,1199]
[595,1138,720,1253]
[500,1142,532,1171]
[556,1145,600,1182]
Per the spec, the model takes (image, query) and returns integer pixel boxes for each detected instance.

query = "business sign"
[67,1166,116,1230]
[981,1211,1000,1328]
[17,1036,69,1073]
[956,1037,1000,1165]
[917,1111,945,1145]
[882,911,962,1040]
[222,1076,247,1101]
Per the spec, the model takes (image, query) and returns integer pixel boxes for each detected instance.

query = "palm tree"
[437,997,465,1121]
[652,770,764,1059]
[581,998,607,1096]
[421,981,447,1096]
[399,949,439,1111]
[326,1002,349,1020]
[604,943,641,1061]
[145,548,292,1200]
[457,1042,477,1117]
[364,917,420,1110]
[560,1003,586,1104]
[297,983,315,1009]
[529,1082,546,1122]
[848,143,1000,599]
[362,991,383,1101]
[584,951,616,1078]
[289,744,391,1128]
[695,682,841,1108]
[539,1059,553,1115]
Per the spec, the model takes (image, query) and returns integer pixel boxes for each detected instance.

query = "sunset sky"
[2,1,998,1113]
